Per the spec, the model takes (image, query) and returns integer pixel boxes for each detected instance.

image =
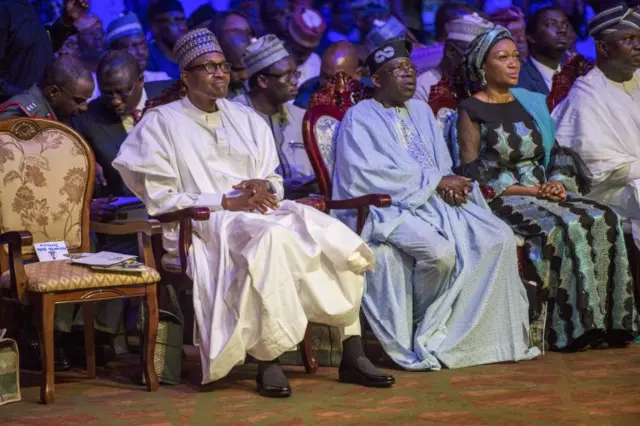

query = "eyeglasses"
[101,77,143,101]
[185,61,231,74]
[261,70,301,83]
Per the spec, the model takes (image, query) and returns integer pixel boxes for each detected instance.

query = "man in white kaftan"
[334,37,539,371]
[112,28,395,398]
[553,4,640,249]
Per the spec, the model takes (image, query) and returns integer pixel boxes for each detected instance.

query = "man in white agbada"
[112,28,395,398]
[553,3,640,249]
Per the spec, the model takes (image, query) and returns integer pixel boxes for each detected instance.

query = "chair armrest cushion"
[325,194,392,210]
[150,207,211,223]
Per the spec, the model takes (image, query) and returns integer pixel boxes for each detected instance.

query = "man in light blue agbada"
[333,37,539,371]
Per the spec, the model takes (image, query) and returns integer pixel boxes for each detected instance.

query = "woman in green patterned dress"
[455,26,638,351]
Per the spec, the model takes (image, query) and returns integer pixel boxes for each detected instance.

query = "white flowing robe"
[112,97,372,384]
[552,68,640,248]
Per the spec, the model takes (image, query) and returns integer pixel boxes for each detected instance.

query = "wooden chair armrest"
[325,195,392,235]
[150,207,211,223]
[479,186,496,200]
[90,220,162,237]
[90,221,163,269]
[150,208,210,276]
[295,196,326,211]
[0,231,32,304]
[325,194,392,210]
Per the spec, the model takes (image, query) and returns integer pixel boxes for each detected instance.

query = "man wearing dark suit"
[73,50,173,202]
[517,7,571,95]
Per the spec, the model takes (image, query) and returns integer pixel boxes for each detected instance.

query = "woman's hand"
[537,181,567,201]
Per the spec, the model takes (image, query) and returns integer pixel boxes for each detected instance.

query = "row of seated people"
[0,4,639,399]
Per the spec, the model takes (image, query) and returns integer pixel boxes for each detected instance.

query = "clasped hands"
[437,176,472,206]
[222,179,279,214]
[534,181,566,201]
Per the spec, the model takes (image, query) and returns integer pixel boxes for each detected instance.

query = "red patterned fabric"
[308,73,372,111]
[142,81,182,116]
[427,65,471,116]
[547,55,594,112]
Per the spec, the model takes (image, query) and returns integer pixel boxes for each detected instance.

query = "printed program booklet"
[70,252,145,273]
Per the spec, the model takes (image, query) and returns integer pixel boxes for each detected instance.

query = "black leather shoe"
[54,346,71,371]
[256,362,292,398]
[256,375,292,398]
[339,356,395,388]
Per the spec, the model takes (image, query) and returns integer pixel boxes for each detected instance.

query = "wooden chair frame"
[0,118,160,404]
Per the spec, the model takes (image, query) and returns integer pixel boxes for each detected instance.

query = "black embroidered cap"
[366,38,413,76]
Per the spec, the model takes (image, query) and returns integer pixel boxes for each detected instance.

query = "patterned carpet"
[2,344,640,425]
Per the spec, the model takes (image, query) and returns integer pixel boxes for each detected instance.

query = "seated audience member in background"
[554,3,640,250]
[352,0,393,42]
[456,26,639,351]
[113,28,395,397]
[414,13,492,103]
[187,3,216,29]
[285,6,327,87]
[517,7,571,95]
[295,41,364,108]
[0,55,94,122]
[318,1,359,53]
[72,51,173,202]
[414,2,475,72]
[107,12,172,83]
[490,5,529,60]
[260,0,292,39]
[209,11,254,39]
[0,54,95,371]
[333,38,539,371]
[0,0,88,102]
[75,13,108,102]
[230,0,264,36]
[210,12,254,99]
[235,35,317,199]
[147,0,189,79]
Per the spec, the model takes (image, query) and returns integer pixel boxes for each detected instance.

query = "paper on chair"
[71,251,137,267]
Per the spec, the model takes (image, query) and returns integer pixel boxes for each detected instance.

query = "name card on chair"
[34,241,69,262]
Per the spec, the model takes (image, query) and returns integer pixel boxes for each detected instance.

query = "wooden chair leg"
[300,324,318,374]
[83,302,96,379]
[39,294,55,404]
[143,285,159,391]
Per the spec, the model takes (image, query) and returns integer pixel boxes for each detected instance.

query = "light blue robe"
[333,99,539,370]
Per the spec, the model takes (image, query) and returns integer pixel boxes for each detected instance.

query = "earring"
[480,70,487,87]
[179,85,187,98]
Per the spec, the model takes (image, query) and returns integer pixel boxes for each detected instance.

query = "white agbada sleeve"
[245,108,285,201]
[112,109,225,215]
[112,105,285,214]
[553,84,640,187]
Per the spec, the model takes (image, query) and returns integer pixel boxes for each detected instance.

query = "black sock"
[257,359,289,387]
[341,336,365,364]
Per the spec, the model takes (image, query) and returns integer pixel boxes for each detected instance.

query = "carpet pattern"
[1,345,640,425]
